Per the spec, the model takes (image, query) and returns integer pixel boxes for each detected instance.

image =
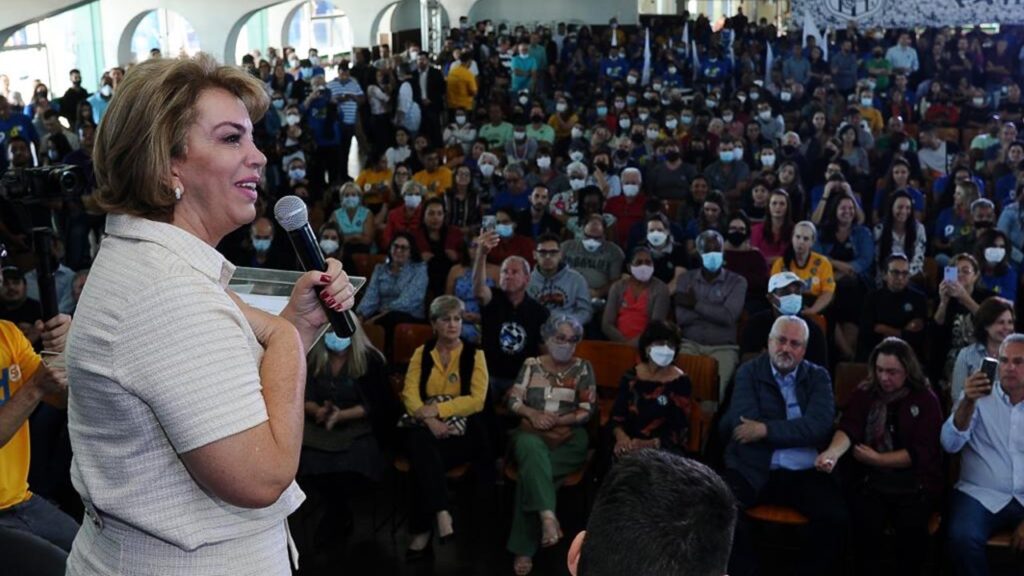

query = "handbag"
[397,395,467,436]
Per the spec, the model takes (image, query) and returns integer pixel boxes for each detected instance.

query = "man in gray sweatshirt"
[528,233,593,326]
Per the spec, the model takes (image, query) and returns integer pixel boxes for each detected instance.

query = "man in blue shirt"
[0,98,38,174]
[599,46,627,85]
[721,315,845,576]
[509,42,537,95]
[943,333,1024,576]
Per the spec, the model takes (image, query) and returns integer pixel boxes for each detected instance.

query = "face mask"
[289,168,306,180]
[324,332,352,352]
[972,97,985,107]
[582,238,602,252]
[647,230,668,246]
[638,112,650,122]
[626,96,638,106]
[100,85,112,97]
[899,141,910,152]
[514,131,526,141]
[749,92,760,101]
[985,247,1006,264]
[47,148,59,161]
[661,98,673,106]
[557,102,568,113]
[701,251,724,272]
[626,76,638,85]
[252,238,272,252]
[705,99,718,109]
[646,129,660,140]
[455,115,466,125]
[569,150,585,162]
[537,156,551,169]
[722,114,734,123]
[310,56,321,67]
[571,127,584,139]
[726,231,747,246]
[668,66,677,74]
[319,238,340,254]
[623,184,640,197]
[286,114,301,126]
[665,150,680,163]
[300,68,313,80]
[861,97,874,107]
[548,341,576,362]
[761,154,776,167]
[569,177,586,191]
[758,110,772,120]
[272,99,285,109]
[480,163,496,177]
[719,150,734,163]
[780,91,792,102]
[630,264,654,282]
[680,115,693,125]
[737,94,748,103]
[649,345,676,367]
[519,95,530,106]
[404,194,422,209]
[614,100,626,110]
[596,106,608,117]
[734,147,744,159]
[619,118,632,129]
[496,223,514,238]
[653,83,663,91]
[342,196,361,209]
[665,119,678,130]
[777,293,803,315]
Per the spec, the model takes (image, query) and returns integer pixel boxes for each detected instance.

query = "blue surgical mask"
[272,98,285,109]
[252,238,272,252]
[777,293,803,316]
[289,168,306,180]
[496,223,514,238]
[342,196,361,209]
[701,251,724,272]
[324,331,351,352]
[596,106,608,117]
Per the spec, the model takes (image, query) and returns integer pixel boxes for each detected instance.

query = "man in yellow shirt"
[413,147,453,197]
[446,51,478,113]
[0,258,75,574]
[856,86,884,136]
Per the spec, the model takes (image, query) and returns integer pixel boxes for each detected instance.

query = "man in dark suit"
[411,53,446,148]
[720,315,847,576]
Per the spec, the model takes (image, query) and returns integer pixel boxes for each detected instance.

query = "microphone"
[273,196,356,337]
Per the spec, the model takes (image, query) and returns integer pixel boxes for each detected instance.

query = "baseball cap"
[767,271,802,293]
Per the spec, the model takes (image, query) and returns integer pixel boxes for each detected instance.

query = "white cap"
[767,271,802,293]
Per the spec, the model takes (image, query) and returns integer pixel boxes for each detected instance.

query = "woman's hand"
[281,258,356,341]
[529,410,558,431]
[815,450,840,473]
[415,403,440,420]
[424,417,450,439]
[852,444,882,467]
[613,434,634,457]
[315,401,333,425]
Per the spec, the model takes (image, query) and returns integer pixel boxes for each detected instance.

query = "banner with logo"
[794,0,1024,28]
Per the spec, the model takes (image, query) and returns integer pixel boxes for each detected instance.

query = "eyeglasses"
[536,249,560,257]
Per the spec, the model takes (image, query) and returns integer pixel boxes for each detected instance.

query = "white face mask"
[286,114,301,126]
[758,110,772,121]
[582,238,602,252]
[722,114,734,123]
[569,177,586,190]
[536,156,551,169]
[972,97,985,107]
[514,131,526,141]
[556,102,568,113]
[780,91,792,102]
[985,246,1007,264]
[480,163,496,177]
[665,119,678,130]
[569,150,585,162]
[100,85,112,97]
[623,183,640,197]
[455,115,466,125]
[646,129,660,140]
[571,127,584,139]
[761,154,776,167]
[619,118,632,129]
[647,230,667,246]
[319,239,340,254]
[649,345,676,367]
[630,264,654,282]
[404,194,422,209]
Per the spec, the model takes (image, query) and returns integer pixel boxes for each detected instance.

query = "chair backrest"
[392,323,434,366]
[364,322,386,356]
[806,313,827,337]
[575,340,639,398]
[352,253,388,279]
[834,361,869,409]
[675,353,720,404]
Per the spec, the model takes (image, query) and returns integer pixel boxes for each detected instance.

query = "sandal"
[540,515,563,548]
[513,555,533,576]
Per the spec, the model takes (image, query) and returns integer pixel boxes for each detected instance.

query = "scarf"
[863,385,910,453]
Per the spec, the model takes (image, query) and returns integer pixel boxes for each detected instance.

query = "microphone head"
[274,195,309,232]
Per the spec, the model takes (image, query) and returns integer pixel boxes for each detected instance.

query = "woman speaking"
[64,54,357,574]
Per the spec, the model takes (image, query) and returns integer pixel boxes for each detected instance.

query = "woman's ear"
[566,531,586,576]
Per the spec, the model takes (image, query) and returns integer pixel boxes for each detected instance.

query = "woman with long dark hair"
[974,228,1017,302]
[750,189,794,266]
[413,197,464,298]
[815,337,942,576]
[874,190,927,285]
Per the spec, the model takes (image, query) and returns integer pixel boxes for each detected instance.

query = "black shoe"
[405,542,434,562]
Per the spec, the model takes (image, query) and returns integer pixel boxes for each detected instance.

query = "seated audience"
[527,234,592,327]
[859,254,928,361]
[356,232,429,353]
[935,253,994,381]
[740,271,829,368]
[723,212,770,311]
[770,221,836,317]
[446,237,498,343]
[413,197,464,297]
[602,246,670,345]
[951,296,1015,403]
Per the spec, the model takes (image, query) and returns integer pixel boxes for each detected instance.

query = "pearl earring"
[174,187,182,200]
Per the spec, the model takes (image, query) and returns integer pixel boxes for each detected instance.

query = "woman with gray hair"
[400,295,489,560]
[506,314,596,575]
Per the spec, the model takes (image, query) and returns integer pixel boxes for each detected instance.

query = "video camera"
[0,164,86,204]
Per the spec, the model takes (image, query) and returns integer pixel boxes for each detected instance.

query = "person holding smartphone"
[943,333,1024,574]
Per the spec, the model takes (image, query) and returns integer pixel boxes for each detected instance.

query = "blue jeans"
[0,494,79,552]
[947,490,1024,576]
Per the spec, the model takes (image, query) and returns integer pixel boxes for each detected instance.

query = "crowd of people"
[3,7,1024,576]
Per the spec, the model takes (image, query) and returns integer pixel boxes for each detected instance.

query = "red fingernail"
[320,274,332,283]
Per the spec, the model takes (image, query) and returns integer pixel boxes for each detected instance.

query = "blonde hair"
[91,53,270,220]
[308,320,383,380]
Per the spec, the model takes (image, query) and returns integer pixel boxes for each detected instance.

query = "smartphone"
[981,357,998,386]
[944,266,958,284]
[481,215,497,233]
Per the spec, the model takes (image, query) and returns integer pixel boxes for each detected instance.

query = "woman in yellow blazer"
[401,295,488,560]
[446,52,478,112]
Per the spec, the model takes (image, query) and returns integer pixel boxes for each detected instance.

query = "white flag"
[642,28,652,86]
[802,10,825,60]
[682,22,689,54]
[764,41,774,87]
[691,40,700,82]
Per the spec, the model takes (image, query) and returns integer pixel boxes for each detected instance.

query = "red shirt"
[383,206,421,246]
[413,225,464,258]
[606,193,648,245]
[616,284,651,340]
[487,234,536,267]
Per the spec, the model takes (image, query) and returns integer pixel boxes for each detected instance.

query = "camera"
[0,164,85,204]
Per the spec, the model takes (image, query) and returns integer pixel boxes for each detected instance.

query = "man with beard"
[721,315,846,576]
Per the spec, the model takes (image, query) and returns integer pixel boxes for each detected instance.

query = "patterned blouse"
[508,357,597,445]
[610,368,692,452]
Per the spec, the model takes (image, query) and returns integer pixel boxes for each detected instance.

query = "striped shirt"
[65,214,303,575]
[327,78,363,125]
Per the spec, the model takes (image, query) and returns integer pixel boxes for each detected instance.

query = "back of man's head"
[570,450,736,576]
